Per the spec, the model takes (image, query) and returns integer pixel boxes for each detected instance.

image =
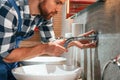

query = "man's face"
[39,0,65,20]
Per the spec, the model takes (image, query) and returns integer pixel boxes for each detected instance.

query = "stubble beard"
[38,2,58,20]
[38,3,52,20]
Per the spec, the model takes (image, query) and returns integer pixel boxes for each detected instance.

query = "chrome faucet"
[64,32,98,48]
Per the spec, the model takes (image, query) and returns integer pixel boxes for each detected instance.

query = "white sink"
[21,56,66,65]
[12,64,82,80]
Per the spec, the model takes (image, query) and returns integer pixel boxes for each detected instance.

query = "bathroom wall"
[72,0,120,80]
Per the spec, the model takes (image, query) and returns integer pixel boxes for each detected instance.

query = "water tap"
[64,32,98,48]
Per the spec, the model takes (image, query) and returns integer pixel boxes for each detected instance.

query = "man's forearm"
[3,43,48,63]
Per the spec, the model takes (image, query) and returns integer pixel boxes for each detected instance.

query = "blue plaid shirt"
[0,0,55,58]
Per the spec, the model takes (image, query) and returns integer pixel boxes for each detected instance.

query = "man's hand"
[43,39,67,56]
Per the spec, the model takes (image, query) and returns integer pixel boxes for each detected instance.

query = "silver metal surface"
[64,33,97,48]
[71,0,120,80]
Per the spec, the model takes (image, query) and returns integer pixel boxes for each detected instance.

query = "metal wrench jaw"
[64,32,98,48]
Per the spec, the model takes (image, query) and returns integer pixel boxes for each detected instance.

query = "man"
[0,0,96,80]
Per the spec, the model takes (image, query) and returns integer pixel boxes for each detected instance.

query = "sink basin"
[12,64,82,80]
[21,56,66,65]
